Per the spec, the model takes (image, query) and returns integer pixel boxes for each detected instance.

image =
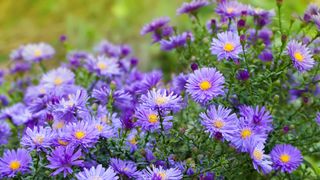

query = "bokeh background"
[0,0,318,69]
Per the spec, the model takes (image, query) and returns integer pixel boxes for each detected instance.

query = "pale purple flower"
[142,165,183,180]
[211,31,242,61]
[76,164,118,180]
[185,67,225,104]
[21,126,55,151]
[176,0,209,15]
[287,40,315,72]
[40,67,75,87]
[46,146,83,177]
[22,43,55,62]
[110,158,140,178]
[160,32,193,51]
[0,148,32,177]
[86,55,120,76]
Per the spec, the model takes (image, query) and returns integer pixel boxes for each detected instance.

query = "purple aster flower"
[110,158,140,178]
[216,1,243,19]
[0,121,11,145]
[0,148,32,177]
[66,51,88,68]
[10,61,31,74]
[86,55,120,76]
[0,94,9,107]
[21,126,55,151]
[185,67,225,105]
[142,165,183,180]
[139,70,163,93]
[64,121,99,148]
[49,90,89,122]
[126,130,138,153]
[171,73,189,94]
[270,144,303,173]
[76,164,118,180]
[91,118,114,138]
[92,85,111,105]
[229,117,267,152]
[259,49,273,62]
[316,112,320,126]
[176,0,209,15]
[286,40,315,72]
[96,105,122,130]
[160,32,193,51]
[52,129,70,147]
[236,70,250,81]
[249,8,275,27]
[239,105,273,134]
[303,4,320,22]
[135,106,173,132]
[47,146,83,177]
[22,42,55,62]
[140,89,183,112]
[248,140,272,174]
[93,40,121,57]
[113,89,134,110]
[141,17,172,42]
[41,67,75,87]
[1,103,33,125]
[210,31,242,61]
[200,105,238,141]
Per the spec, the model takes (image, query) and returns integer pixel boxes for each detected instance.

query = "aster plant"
[0,0,320,179]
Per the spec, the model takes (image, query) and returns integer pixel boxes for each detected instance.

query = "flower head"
[135,106,173,132]
[270,144,302,173]
[140,89,183,112]
[186,67,225,104]
[40,67,75,87]
[21,126,55,151]
[216,1,243,19]
[86,55,120,76]
[142,165,183,180]
[211,31,242,61]
[0,148,32,177]
[176,0,209,15]
[248,141,272,174]
[47,146,83,177]
[287,40,315,72]
[64,121,100,148]
[200,105,238,141]
[75,164,118,180]
[141,17,171,35]
[110,158,140,178]
[22,43,55,62]
[160,32,193,51]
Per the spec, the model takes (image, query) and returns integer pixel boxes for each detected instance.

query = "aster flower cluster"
[0,0,319,179]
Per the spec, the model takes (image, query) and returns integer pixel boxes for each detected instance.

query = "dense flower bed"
[0,0,319,179]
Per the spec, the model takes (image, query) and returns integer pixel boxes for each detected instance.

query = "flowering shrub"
[0,0,320,179]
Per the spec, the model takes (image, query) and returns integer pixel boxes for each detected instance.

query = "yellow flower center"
[97,62,107,71]
[9,160,21,170]
[39,88,46,94]
[241,129,252,139]
[253,149,263,160]
[96,125,103,132]
[158,172,167,180]
[75,131,86,140]
[224,43,235,52]
[58,139,68,146]
[155,97,167,105]
[226,7,234,14]
[54,77,63,86]
[280,154,290,163]
[34,49,42,57]
[129,137,137,145]
[33,135,44,144]
[199,81,212,91]
[294,52,304,62]
[148,114,158,123]
[213,119,224,129]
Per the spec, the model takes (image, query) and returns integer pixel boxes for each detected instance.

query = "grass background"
[0,0,317,69]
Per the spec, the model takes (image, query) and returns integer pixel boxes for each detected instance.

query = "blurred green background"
[0,0,317,69]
